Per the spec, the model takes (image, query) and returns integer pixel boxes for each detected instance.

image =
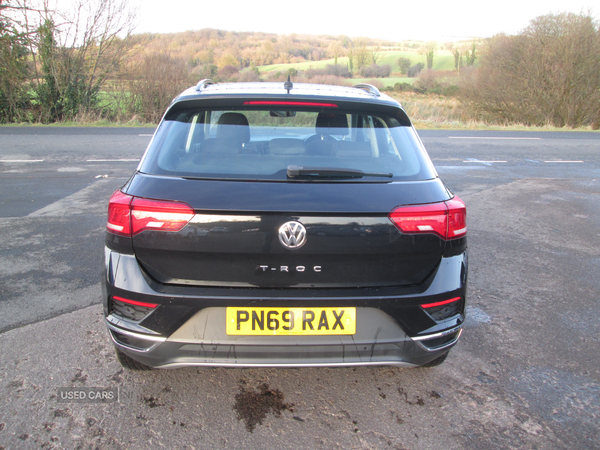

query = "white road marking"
[435,166,481,170]
[86,159,139,162]
[138,134,154,137]
[449,137,541,140]
[28,179,113,217]
[544,160,584,163]
[463,159,508,165]
[1,159,44,163]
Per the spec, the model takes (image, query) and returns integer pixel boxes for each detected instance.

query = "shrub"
[461,13,600,128]
[124,53,192,123]
[302,64,351,80]
[359,64,391,78]
[414,70,460,95]
[295,74,351,86]
[217,65,239,80]
[325,64,352,78]
[407,63,424,78]
[238,68,261,82]
[393,82,415,92]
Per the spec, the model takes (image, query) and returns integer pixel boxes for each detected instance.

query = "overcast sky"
[132,0,597,41]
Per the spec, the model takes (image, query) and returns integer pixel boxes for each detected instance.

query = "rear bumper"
[103,247,467,368]
[107,307,462,368]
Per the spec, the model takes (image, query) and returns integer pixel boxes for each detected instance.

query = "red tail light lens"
[107,191,194,237]
[445,197,467,239]
[107,191,133,236]
[130,198,195,235]
[389,197,466,240]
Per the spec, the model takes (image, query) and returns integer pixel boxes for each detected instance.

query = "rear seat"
[334,142,372,157]
[268,138,305,155]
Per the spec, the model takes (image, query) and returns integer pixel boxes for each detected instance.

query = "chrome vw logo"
[278,221,307,249]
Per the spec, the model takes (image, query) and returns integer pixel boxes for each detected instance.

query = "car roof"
[175,80,401,107]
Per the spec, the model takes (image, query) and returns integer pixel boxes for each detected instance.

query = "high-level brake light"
[242,101,339,108]
[389,197,466,240]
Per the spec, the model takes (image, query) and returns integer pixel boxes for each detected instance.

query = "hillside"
[127,30,470,77]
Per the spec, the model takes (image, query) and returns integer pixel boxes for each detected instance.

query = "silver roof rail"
[195,79,214,92]
[353,83,381,97]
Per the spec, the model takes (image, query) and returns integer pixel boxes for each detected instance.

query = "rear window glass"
[139,107,437,182]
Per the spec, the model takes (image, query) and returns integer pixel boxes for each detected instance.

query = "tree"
[353,38,369,70]
[462,13,600,128]
[425,42,436,69]
[328,41,342,65]
[347,47,353,73]
[465,41,476,66]
[30,0,137,121]
[0,1,31,122]
[453,49,461,72]
[397,57,411,75]
[370,45,380,64]
[124,51,190,123]
[218,51,239,68]
[35,18,63,120]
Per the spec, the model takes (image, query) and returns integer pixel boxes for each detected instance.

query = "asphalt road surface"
[0,127,599,449]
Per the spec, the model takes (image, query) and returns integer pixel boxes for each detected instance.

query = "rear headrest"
[216,112,250,144]
[316,112,348,135]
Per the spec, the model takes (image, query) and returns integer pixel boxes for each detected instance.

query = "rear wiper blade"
[286,165,393,179]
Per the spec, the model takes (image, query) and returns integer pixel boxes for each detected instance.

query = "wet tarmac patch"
[233,381,294,432]
[466,305,492,324]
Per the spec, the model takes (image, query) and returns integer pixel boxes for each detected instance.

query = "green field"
[259,49,456,75]
[373,50,455,72]
[350,77,414,88]
[259,57,349,73]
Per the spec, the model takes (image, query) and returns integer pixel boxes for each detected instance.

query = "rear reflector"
[389,196,466,240]
[112,296,158,308]
[107,190,194,237]
[420,297,462,309]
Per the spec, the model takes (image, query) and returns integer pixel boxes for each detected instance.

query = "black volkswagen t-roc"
[103,80,467,370]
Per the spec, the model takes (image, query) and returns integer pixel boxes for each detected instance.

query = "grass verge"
[2,93,597,132]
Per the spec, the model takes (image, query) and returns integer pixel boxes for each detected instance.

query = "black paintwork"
[102,81,468,367]
[103,251,467,338]
[124,173,451,213]
[112,174,455,288]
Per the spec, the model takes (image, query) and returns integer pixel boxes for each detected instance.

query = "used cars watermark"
[56,387,133,403]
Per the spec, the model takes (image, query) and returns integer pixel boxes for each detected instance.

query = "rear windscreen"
[139,106,437,182]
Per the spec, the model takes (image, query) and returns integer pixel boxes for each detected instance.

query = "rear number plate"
[226,307,356,336]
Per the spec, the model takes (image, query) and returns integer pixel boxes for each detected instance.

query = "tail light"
[389,196,466,240]
[107,190,194,237]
